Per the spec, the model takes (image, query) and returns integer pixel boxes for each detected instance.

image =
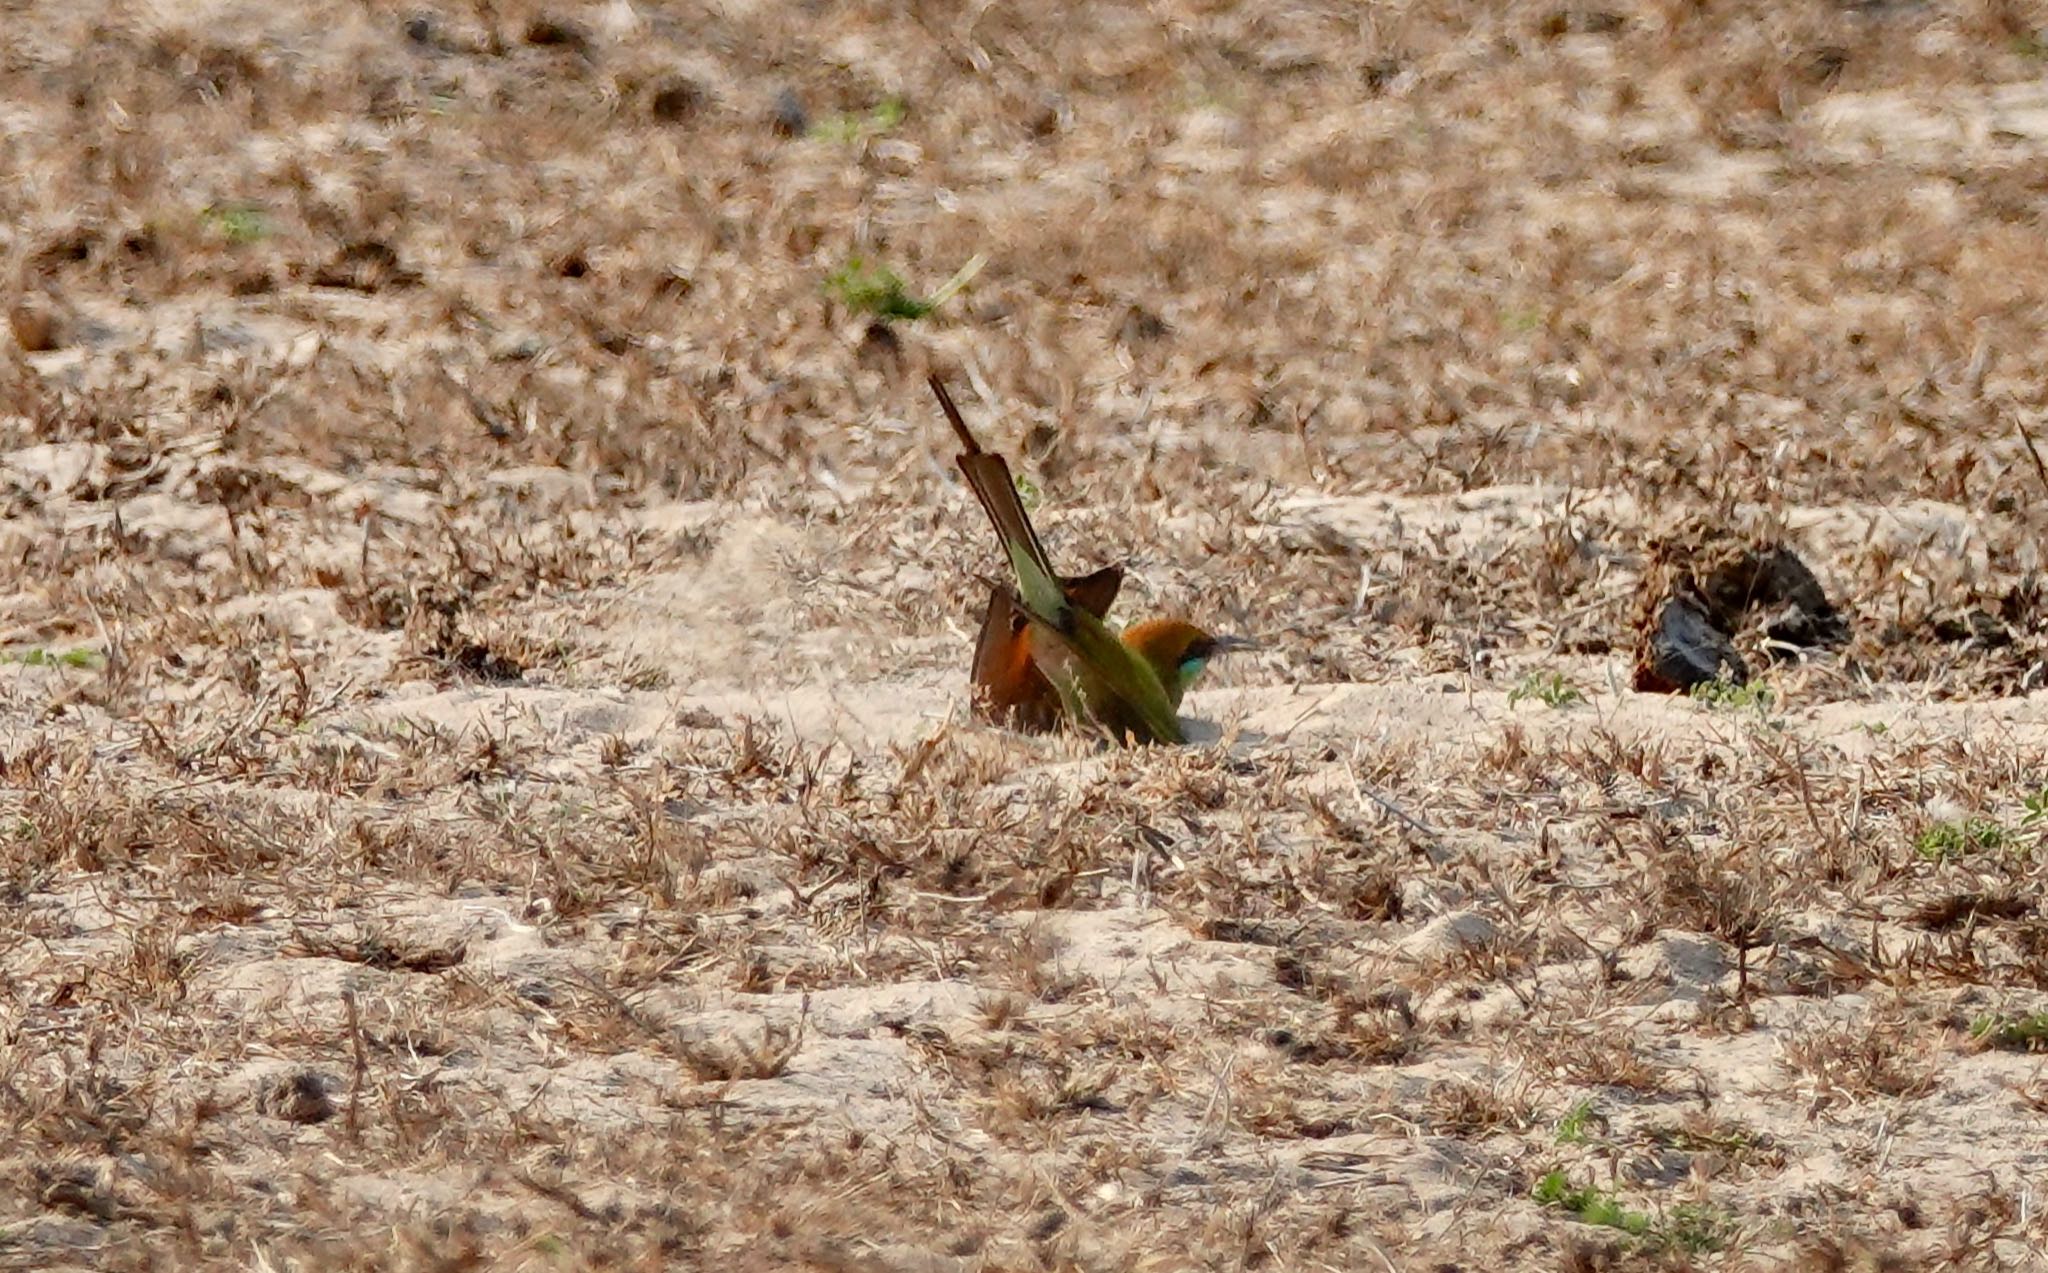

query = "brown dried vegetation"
[3,0,2047,1268]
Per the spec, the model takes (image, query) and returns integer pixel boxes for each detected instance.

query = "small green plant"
[825,259,927,319]
[824,253,985,322]
[1970,1011,2048,1050]
[1533,1172,1731,1252]
[1553,1100,1600,1144]
[1509,670,1583,710]
[1533,1172,1652,1237]
[1914,817,2006,862]
[2021,786,2048,841]
[809,96,906,142]
[1665,1203,1735,1254]
[1689,676,1773,713]
[1013,473,1042,512]
[200,202,269,244]
[8,646,102,669]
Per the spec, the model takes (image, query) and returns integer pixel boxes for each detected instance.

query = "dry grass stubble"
[4,0,2048,1267]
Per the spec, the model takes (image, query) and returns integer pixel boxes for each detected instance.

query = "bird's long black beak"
[1208,634,1261,655]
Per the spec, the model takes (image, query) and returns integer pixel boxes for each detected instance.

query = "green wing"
[1046,609,1186,745]
[933,375,1182,745]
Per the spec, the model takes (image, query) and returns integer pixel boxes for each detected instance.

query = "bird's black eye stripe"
[1183,637,1216,664]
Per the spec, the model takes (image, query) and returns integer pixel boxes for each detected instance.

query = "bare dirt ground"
[4,0,2048,1268]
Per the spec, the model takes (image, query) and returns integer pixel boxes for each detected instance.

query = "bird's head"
[1121,618,1258,707]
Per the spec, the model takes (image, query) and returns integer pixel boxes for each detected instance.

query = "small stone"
[8,297,65,352]
[1635,584,1748,693]
[1396,910,1498,960]
[770,88,808,137]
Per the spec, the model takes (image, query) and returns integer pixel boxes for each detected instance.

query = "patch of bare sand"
[6,0,2048,1262]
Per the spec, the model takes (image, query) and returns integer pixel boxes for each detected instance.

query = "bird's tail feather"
[930,375,1066,619]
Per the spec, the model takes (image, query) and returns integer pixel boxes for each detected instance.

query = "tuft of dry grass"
[2,0,2047,1267]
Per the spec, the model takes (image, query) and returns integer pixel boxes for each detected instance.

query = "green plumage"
[1050,608,1186,744]
[932,375,1187,745]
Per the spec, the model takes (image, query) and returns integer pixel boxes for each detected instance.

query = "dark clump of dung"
[1632,524,1848,693]
[650,76,706,123]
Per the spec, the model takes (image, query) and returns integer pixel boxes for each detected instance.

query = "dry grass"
[3,0,2048,1267]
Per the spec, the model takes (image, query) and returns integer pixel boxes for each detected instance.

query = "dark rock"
[770,88,807,137]
[1632,526,1848,693]
[1634,582,1749,692]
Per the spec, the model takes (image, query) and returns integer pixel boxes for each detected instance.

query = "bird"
[931,374,1253,744]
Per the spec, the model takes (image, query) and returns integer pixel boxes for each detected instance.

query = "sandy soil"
[3,0,2048,1268]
